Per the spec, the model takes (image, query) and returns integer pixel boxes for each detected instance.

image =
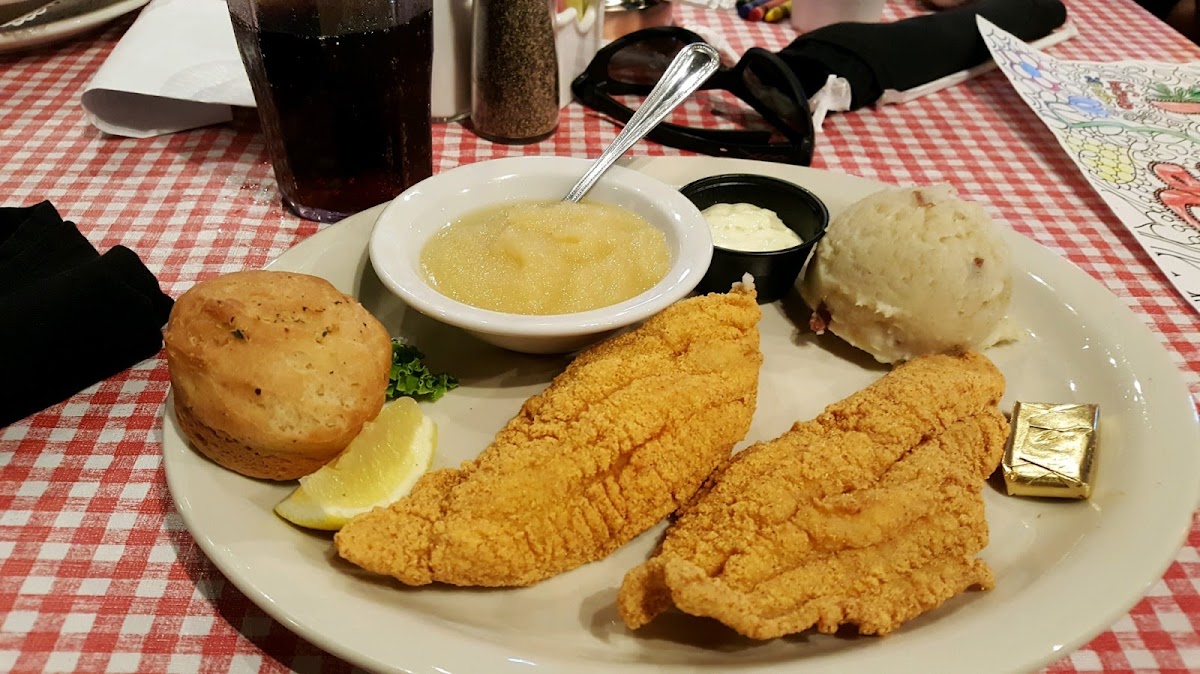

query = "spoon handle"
[563,42,721,203]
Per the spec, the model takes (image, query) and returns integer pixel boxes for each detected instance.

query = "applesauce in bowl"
[368,156,713,354]
[420,200,670,315]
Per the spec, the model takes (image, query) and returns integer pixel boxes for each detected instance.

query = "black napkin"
[0,202,174,427]
[777,0,1068,110]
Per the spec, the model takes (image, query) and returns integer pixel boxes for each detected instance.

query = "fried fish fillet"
[618,352,1008,638]
[334,285,763,587]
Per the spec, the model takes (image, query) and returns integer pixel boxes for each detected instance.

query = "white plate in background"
[0,0,147,54]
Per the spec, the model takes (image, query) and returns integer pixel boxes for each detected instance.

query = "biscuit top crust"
[165,270,391,456]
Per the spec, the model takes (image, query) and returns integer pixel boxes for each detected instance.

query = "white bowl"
[368,157,714,354]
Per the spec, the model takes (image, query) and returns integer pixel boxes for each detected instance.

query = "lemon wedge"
[274,397,436,530]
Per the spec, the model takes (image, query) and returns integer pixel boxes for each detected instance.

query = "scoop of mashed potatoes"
[800,184,1013,364]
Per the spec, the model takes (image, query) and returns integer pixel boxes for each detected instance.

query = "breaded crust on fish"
[618,352,1008,638]
[334,285,763,587]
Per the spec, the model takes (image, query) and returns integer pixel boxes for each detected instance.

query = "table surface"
[1,0,1198,672]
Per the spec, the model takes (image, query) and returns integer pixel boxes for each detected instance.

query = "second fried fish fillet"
[335,284,763,587]
[618,352,1008,638]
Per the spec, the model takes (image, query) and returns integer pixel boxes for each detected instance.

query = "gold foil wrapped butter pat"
[1003,402,1099,499]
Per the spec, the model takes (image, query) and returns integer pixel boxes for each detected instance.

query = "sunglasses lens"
[607,37,688,86]
[741,57,810,138]
[577,35,813,165]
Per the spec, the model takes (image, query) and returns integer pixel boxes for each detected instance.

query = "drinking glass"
[227,0,435,223]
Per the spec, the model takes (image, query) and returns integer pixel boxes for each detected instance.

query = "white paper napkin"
[81,0,253,138]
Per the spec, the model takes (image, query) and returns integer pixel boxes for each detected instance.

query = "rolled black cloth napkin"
[777,0,1068,110]
[0,202,174,427]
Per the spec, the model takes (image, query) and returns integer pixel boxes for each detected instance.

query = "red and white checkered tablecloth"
[1,0,1197,671]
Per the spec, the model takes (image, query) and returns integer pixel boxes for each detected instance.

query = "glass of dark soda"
[227,0,434,222]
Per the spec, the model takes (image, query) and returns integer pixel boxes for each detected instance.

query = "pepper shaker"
[471,0,561,143]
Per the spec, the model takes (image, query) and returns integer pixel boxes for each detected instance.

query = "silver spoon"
[562,42,720,203]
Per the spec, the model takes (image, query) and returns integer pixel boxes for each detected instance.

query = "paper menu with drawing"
[977,17,1200,313]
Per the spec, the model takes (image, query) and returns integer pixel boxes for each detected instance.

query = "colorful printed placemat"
[980,16,1200,313]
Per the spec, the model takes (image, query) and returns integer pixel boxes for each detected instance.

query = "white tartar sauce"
[701,203,803,252]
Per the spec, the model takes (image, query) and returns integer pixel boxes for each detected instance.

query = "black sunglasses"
[572,27,816,165]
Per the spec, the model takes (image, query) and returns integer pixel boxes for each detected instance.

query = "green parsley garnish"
[386,339,458,402]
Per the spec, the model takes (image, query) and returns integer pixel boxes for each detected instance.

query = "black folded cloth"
[777,0,1068,110]
[0,202,174,427]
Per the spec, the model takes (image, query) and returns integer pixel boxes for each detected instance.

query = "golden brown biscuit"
[165,270,391,480]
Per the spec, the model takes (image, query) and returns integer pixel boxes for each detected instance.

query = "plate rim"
[163,157,1200,674]
[0,0,148,53]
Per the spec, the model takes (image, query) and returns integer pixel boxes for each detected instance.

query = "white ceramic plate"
[0,0,147,54]
[162,158,1200,674]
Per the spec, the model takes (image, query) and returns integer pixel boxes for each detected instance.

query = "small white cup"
[790,0,887,33]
